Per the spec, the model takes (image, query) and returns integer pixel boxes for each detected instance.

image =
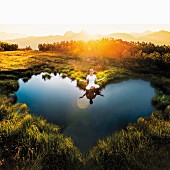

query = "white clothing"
[86,74,100,90]
[86,84,100,90]
[87,74,96,86]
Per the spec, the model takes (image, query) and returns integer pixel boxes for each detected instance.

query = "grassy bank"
[0,98,83,169]
[87,105,170,170]
[0,50,170,169]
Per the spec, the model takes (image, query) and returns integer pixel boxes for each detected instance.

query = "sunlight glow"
[0,0,169,24]
[0,24,169,36]
[77,98,89,109]
[0,0,169,36]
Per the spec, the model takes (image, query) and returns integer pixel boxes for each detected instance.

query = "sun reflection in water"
[77,98,89,109]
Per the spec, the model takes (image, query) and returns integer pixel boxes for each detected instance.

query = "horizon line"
[0,24,169,37]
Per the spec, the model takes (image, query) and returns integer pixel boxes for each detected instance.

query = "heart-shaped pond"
[16,73,156,152]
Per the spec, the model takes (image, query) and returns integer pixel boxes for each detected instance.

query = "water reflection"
[15,73,156,152]
[42,73,52,80]
[79,90,104,105]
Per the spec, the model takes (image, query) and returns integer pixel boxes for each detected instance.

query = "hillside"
[4,30,170,49]
[139,30,170,45]
[107,33,136,41]
[5,31,101,49]
[0,32,27,40]
[130,30,153,38]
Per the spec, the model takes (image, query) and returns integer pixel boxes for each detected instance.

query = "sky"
[0,0,169,35]
[0,24,169,36]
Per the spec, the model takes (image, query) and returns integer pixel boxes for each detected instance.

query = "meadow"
[0,39,170,169]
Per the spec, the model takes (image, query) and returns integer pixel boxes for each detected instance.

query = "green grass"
[87,105,170,170]
[0,50,170,169]
[0,79,19,94]
[42,73,52,80]
[0,100,83,169]
[152,90,170,110]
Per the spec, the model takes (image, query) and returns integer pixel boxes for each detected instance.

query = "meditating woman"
[85,68,104,90]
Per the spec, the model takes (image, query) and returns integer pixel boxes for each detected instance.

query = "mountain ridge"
[2,30,170,49]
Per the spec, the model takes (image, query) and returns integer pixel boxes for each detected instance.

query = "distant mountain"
[0,32,27,40]
[107,33,136,41]
[4,30,170,49]
[6,31,102,49]
[103,31,170,46]
[6,35,63,49]
[64,31,76,38]
[139,30,170,45]
[63,30,100,41]
[130,30,153,38]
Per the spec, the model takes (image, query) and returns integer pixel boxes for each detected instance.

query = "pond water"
[16,73,156,152]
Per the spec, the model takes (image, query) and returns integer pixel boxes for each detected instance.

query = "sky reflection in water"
[16,73,155,152]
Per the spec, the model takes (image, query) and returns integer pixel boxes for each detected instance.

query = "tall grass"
[0,50,169,169]
[152,90,170,110]
[0,100,83,169]
[87,105,170,170]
